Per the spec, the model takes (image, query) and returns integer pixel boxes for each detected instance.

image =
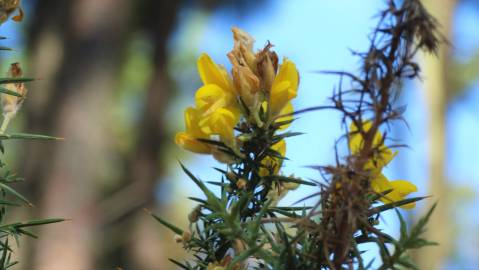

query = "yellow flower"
[266,180,300,206]
[269,59,299,118]
[176,53,242,156]
[259,139,286,177]
[198,107,240,147]
[197,53,234,94]
[262,101,293,130]
[372,174,418,209]
[196,53,240,146]
[348,121,417,209]
[176,29,299,160]
[194,84,236,115]
[349,121,396,173]
[175,107,211,154]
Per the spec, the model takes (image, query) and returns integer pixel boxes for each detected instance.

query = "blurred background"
[0,0,477,269]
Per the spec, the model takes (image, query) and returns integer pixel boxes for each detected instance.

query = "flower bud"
[257,44,278,93]
[231,65,260,108]
[1,62,27,133]
[182,231,192,242]
[235,178,247,189]
[188,205,201,223]
[231,27,256,71]
[174,234,183,243]
[226,171,237,182]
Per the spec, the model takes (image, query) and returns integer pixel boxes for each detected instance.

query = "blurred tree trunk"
[22,0,132,269]
[103,1,181,269]
[414,0,456,269]
[22,1,257,269]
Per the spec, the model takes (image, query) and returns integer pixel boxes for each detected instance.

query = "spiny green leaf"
[272,131,304,141]
[168,258,190,270]
[180,162,221,211]
[0,133,62,141]
[0,78,34,84]
[0,87,22,97]
[0,200,19,207]
[367,196,427,216]
[226,246,261,270]
[396,256,419,270]
[187,197,207,205]
[263,175,316,186]
[268,208,300,218]
[396,209,408,240]
[409,202,437,241]
[149,211,183,235]
[206,181,228,188]
[15,218,65,228]
[405,238,438,249]
[271,206,312,211]
[271,118,296,129]
[16,228,37,239]
[0,183,31,206]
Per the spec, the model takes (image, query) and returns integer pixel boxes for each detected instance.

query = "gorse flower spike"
[166,26,305,269]
[175,27,299,164]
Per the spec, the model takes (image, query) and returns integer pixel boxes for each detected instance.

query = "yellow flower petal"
[194,84,235,116]
[259,140,286,176]
[269,81,292,116]
[371,173,392,194]
[349,120,396,172]
[390,180,418,195]
[275,101,294,130]
[349,121,381,154]
[175,132,211,154]
[184,107,207,137]
[199,107,239,146]
[269,59,299,117]
[197,53,233,93]
[372,174,417,209]
[389,180,418,209]
[176,108,211,153]
[273,59,299,95]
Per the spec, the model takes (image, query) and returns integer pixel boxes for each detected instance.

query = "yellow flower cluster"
[175,27,299,165]
[349,121,417,209]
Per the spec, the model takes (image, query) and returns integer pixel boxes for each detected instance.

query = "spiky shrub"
[153,0,442,269]
[0,2,63,269]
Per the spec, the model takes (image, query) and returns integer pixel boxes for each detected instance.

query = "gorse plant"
[0,2,63,269]
[153,0,442,269]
